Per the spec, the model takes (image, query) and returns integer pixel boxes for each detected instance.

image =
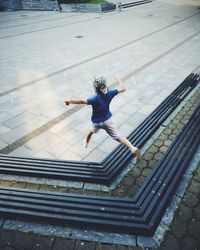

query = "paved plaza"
[0,0,200,162]
[0,0,200,249]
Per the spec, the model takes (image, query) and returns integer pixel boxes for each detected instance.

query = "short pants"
[90,118,121,140]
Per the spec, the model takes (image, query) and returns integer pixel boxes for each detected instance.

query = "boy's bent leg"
[84,132,93,148]
[103,119,142,160]
[84,123,100,148]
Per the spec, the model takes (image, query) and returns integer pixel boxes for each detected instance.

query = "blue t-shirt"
[87,89,118,123]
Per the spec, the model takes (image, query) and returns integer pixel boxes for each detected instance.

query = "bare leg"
[84,131,94,148]
[117,136,142,160]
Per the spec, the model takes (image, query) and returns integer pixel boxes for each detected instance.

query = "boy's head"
[93,76,108,94]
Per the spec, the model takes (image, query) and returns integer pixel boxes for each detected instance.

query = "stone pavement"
[0,0,200,249]
[0,0,200,162]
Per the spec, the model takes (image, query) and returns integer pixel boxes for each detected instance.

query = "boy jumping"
[64,76,142,160]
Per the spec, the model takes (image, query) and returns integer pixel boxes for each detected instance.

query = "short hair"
[93,76,107,94]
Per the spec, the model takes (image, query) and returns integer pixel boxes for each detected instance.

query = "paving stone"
[141,167,152,178]
[137,236,158,248]
[3,112,35,129]
[168,134,176,141]
[25,183,41,190]
[135,175,146,188]
[0,180,12,187]
[193,168,200,183]
[159,233,181,250]
[159,145,168,153]
[159,133,169,141]
[0,219,4,227]
[153,139,164,147]
[96,242,116,250]
[120,176,135,190]
[154,152,163,161]
[32,234,54,250]
[177,203,193,223]
[135,160,148,170]
[148,159,158,169]
[188,179,200,195]
[0,138,8,150]
[116,246,129,250]
[171,119,182,126]
[13,231,35,250]
[111,188,128,197]
[183,192,199,208]
[194,204,200,221]
[147,145,159,154]
[188,219,200,241]
[163,139,172,147]
[74,240,95,250]
[129,167,142,178]
[0,229,15,249]
[168,123,177,130]
[163,128,173,136]
[169,216,187,239]
[0,246,15,250]
[39,185,58,192]
[52,237,75,250]
[143,151,154,161]
[128,112,147,128]
[181,236,200,250]
[10,181,27,188]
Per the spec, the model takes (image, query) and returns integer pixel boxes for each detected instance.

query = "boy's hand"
[114,74,122,82]
[114,74,126,93]
[64,100,70,105]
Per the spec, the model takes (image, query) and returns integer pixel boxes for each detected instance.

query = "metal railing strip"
[0,161,104,175]
[142,117,200,223]
[148,135,200,234]
[121,0,153,9]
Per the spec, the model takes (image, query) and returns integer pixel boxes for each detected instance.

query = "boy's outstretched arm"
[64,100,87,105]
[115,76,126,93]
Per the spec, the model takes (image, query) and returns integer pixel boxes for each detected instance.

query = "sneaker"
[84,141,88,148]
[133,148,142,160]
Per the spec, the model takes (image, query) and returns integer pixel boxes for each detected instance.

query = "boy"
[64,76,142,160]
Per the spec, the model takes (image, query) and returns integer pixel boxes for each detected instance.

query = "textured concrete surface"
[0,0,200,162]
[0,1,200,249]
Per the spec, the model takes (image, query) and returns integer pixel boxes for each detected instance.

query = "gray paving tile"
[0,125,11,135]
[128,112,147,128]
[3,112,35,129]
[45,140,72,158]
[25,131,60,152]
[0,111,12,123]
[59,149,82,161]
[83,148,106,162]
[8,145,34,157]
[62,129,86,146]
[0,124,34,144]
